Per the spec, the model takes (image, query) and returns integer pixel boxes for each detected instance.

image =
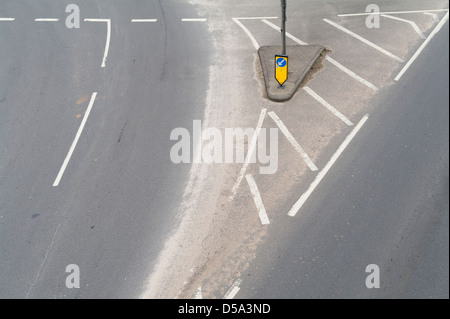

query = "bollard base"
[258,45,324,102]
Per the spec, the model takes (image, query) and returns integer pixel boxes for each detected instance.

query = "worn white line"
[131,19,158,23]
[0,18,15,21]
[84,19,111,68]
[194,287,203,299]
[304,86,353,126]
[288,114,369,217]
[224,279,242,299]
[424,12,439,22]
[338,9,449,17]
[382,14,426,39]
[395,11,449,81]
[262,19,378,91]
[268,111,318,172]
[246,175,270,225]
[34,18,59,22]
[230,108,267,200]
[182,18,207,22]
[53,92,98,187]
[323,18,404,63]
[232,18,261,50]
[26,223,61,298]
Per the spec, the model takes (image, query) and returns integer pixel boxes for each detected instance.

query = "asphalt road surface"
[0,0,448,299]
[0,0,211,298]
[237,18,449,299]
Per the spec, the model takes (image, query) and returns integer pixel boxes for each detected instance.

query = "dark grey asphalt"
[238,20,449,299]
[0,0,211,298]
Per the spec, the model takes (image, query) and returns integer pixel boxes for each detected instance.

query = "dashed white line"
[235,16,278,20]
[304,86,354,126]
[246,175,270,225]
[53,92,98,187]
[182,18,207,22]
[262,19,378,91]
[34,18,59,22]
[338,9,449,17]
[395,11,449,81]
[381,14,426,39]
[223,279,242,299]
[131,19,158,23]
[268,111,318,172]
[323,18,405,63]
[84,18,111,68]
[230,108,267,201]
[0,18,15,21]
[288,114,369,217]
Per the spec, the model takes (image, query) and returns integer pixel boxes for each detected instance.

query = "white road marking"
[0,18,15,21]
[268,111,318,172]
[323,18,405,63]
[424,12,439,22]
[194,287,203,299]
[234,17,277,20]
[182,18,207,22]
[395,11,449,81]
[262,19,307,44]
[53,92,98,187]
[230,108,267,200]
[84,19,111,68]
[381,14,426,39]
[246,175,270,225]
[303,86,354,126]
[325,57,378,91]
[34,18,59,22]
[131,19,158,23]
[262,19,378,91]
[223,279,242,299]
[338,9,449,17]
[288,114,369,217]
[232,18,260,50]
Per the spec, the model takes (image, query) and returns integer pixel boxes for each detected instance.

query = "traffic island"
[258,45,324,102]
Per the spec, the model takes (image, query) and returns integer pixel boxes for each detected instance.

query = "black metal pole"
[281,0,287,55]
